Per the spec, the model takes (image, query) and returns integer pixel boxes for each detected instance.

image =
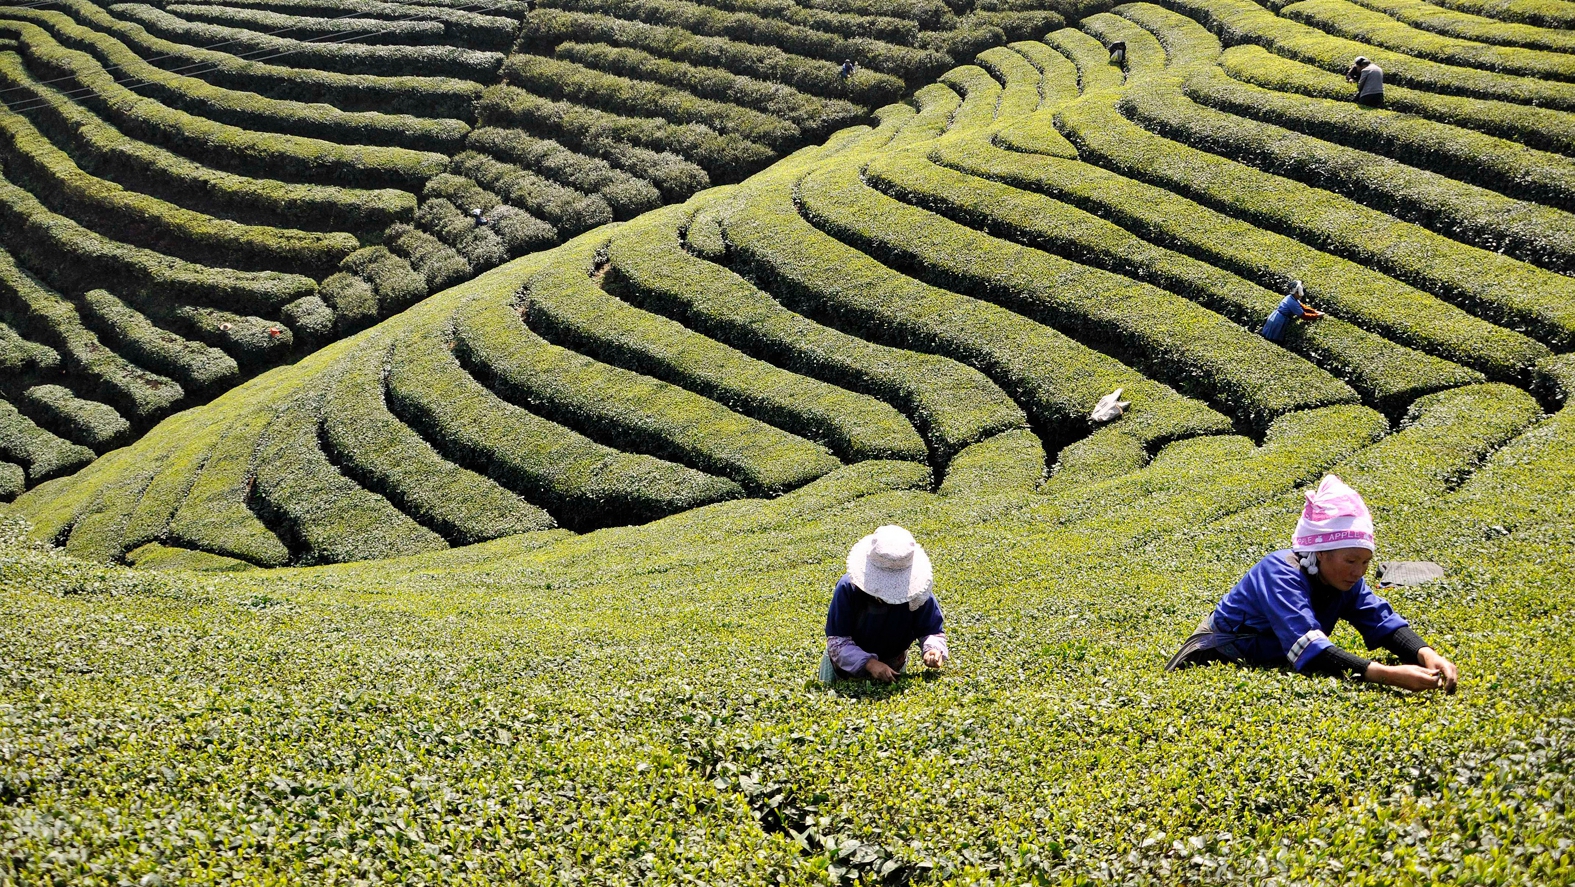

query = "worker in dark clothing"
[839,59,856,82]
[1347,56,1384,107]
[820,525,949,684]
[1108,40,1127,66]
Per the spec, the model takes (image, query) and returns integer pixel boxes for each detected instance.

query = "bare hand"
[1418,648,1458,694]
[922,650,946,669]
[864,659,897,683]
[1369,662,1445,692]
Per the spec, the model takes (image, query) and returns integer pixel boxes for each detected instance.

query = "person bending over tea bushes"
[1167,476,1459,693]
[1347,56,1385,107]
[820,525,949,684]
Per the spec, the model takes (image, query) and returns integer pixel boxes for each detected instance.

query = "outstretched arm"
[1304,642,1453,692]
[1381,626,1458,692]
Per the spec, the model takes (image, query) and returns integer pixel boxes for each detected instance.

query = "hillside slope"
[1,299,1572,886]
[12,0,1572,567]
[0,0,1078,495]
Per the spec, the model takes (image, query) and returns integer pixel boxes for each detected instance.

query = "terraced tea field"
[2,0,1575,882]
[0,0,1069,496]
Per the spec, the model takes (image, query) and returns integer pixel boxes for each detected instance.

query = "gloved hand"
[1299,302,1324,320]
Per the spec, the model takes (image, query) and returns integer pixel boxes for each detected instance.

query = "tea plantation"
[3,0,1575,882]
[0,0,1074,484]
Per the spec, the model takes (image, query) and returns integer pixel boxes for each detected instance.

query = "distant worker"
[839,59,856,82]
[1108,40,1127,66]
[1346,56,1384,107]
[1166,476,1460,693]
[820,525,950,684]
[469,207,492,227]
[1260,279,1323,342]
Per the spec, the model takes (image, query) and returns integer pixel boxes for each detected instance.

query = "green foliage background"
[2,372,1573,883]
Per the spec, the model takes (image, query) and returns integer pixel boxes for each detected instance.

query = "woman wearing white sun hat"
[1166,475,1458,692]
[819,525,950,684]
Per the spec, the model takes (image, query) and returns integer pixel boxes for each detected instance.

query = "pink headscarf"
[1291,475,1375,553]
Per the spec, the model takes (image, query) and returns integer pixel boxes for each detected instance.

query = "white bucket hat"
[846,525,933,608]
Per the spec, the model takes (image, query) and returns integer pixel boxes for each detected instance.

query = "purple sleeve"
[826,636,874,674]
[1342,581,1409,648]
[915,594,947,660]
[1253,566,1332,671]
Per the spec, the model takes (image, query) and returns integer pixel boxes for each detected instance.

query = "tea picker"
[1166,476,1460,693]
[1107,40,1126,66]
[819,526,950,684]
[1260,280,1323,342]
[1346,56,1385,107]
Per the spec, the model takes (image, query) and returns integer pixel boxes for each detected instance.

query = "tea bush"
[1280,0,1575,80]
[4,16,1575,882]
[1217,42,1575,154]
[0,0,1088,494]
[3,370,1572,881]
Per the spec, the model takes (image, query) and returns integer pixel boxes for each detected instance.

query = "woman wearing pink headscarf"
[1166,476,1459,692]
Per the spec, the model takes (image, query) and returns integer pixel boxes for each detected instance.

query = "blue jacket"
[1210,551,1408,670]
[1260,294,1303,342]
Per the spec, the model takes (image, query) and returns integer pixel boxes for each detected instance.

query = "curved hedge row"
[80,290,238,393]
[1430,0,1575,26]
[518,10,908,106]
[875,148,1480,413]
[977,45,1045,121]
[1344,0,1575,51]
[536,0,952,82]
[0,51,414,235]
[554,41,865,135]
[0,398,93,486]
[1194,51,1575,207]
[532,212,926,464]
[725,162,1233,452]
[387,294,742,532]
[802,157,1355,433]
[608,202,1024,464]
[0,247,184,425]
[1163,0,1575,109]
[110,3,505,80]
[40,0,484,118]
[504,54,801,150]
[2,17,450,191]
[959,122,1546,382]
[1059,59,1575,351]
[466,128,665,218]
[165,5,451,45]
[0,166,315,317]
[0,98,356,276]
[1130,68,1575,273]
[1216,43,1575,156]
[1280,0,1575,81]
[252,383,449,566]
[480,85,769,187]
[169,0,526,46]
[319,334,558,546]
[464,241,843,495]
